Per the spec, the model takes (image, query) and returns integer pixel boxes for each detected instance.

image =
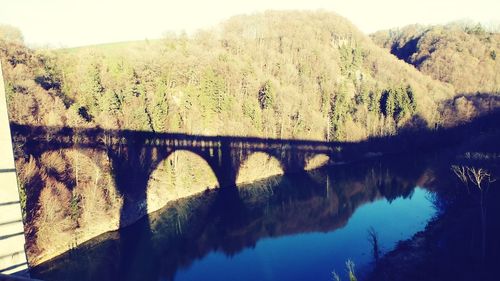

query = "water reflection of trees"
[32,155,431,281]
[368,155,500,281]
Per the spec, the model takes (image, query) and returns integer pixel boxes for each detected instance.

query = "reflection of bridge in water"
[32,156,430,281]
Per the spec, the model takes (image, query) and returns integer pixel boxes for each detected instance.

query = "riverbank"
[368,171,500,281]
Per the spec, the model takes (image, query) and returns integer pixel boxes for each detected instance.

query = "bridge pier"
[107,142,168,227]
[0,62,29,276]
[282,148,306,174]
[211,139,239,189]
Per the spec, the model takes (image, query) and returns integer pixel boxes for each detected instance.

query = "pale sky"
[0,0,499,48]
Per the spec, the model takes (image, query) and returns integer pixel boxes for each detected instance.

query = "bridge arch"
[147,150,219,213]
[236,152,285,185]
[304,153,331,171]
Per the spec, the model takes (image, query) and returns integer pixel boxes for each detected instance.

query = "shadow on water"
[31,154,433,281]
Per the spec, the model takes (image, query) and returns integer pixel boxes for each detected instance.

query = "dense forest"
[1,11,499,266]
[371,22,500,94]
[2,11,456,141]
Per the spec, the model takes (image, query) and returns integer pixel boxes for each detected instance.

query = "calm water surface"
[33,157,437,281]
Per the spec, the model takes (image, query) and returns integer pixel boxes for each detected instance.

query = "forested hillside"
[371,23,500,94]
[2,11,454,142]
[0,11,467,265]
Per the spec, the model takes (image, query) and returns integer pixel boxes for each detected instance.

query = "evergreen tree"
[258,80,275,110]
[339,45,353,77]
[394,86,408,121]
[150,80,170,132]
[368,90,381,113]
[355,81,370,106]
[339,44,363,79]
[406,85,417,112]
[200,69,228,114]
[329,84,349,140]
[100,89,121,114]
[380,88,395,118]
[81,61,104,117]
[381,85,417,122]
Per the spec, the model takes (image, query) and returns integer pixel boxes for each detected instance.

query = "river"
[31,155,438,281]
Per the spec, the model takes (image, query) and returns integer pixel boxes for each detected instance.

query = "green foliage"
[317,75,330,116]
[329,84,349,140]
[70,193,81,221]
[258,80,275,110]
[491,50,497,60]
[80,60,104,116]
[380,85,417,122]
[100,90,121,114]
[117,69,155,131]
[242,98,262,129]
[368,90,381,113]
[380,88,395,119]
[406,85,417,112]
[4,81,15,102]
[200,69,229,114]
[150,80,170,132]
[355,81,370,106]
[36,57,61,90]
[17,181,27,221]
[339,44,363,79]
[2,10,456,141]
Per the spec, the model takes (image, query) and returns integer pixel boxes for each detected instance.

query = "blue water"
[174,188,434,281]
[33,158,438,281]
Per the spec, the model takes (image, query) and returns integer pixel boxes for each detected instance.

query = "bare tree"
[451,165,469,193]
[332,271,341,281]
[346,259,357,281]
[466,167,495,192]
[466,167,495,262]
[452,165,496,263]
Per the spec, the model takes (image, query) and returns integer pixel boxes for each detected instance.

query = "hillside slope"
[371,23,500,94]
[0,11,458,265]
[3,11,455,141]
